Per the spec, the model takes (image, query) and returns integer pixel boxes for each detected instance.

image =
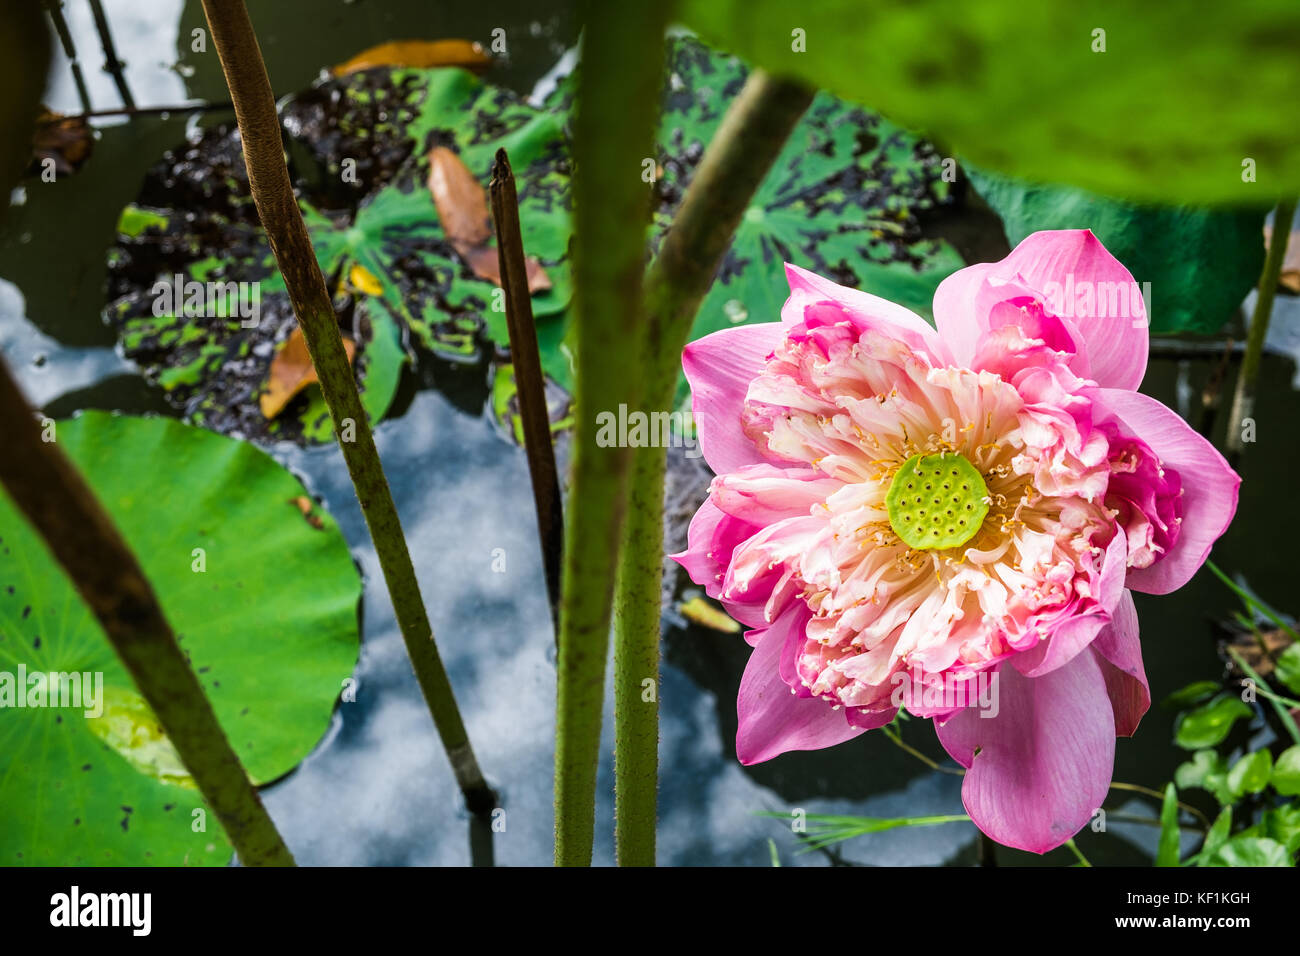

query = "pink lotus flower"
[672,230,1240,853]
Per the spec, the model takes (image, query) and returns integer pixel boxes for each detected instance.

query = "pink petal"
[935,230,1148,390]
[709,464,843,526]
[1012,528,1128,678]
[670,498,759,600]
[783,262,950,363]
[736,602,870,764]
[683,322,788,476]
[932,261,997,368]
[1090,590,1148,736]
[1090,388,1240,594]
[935,649,1115,853]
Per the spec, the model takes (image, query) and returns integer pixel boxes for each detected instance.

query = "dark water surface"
[3,0,1298,866]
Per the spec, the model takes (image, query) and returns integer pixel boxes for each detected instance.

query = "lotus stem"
[613,72,814,866]
[0,360,295,865]
[489,148,563,633]
[1225,198,1297,465]
[199,0,495,815]
[554,1,670,866]
[41,1,92,113]
[86,0,134,109]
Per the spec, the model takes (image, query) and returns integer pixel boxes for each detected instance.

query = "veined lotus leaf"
[550,36,962,407]
[106,40,959,439]
[679,0,1300,203]
[0,413,361,864]
[105,66,574,443]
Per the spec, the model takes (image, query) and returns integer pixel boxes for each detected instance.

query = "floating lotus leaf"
[653,38,962,404]
[680,0,1300,203]
[106,39,959,437]
[549,36,961,406]
[105,66,574,443]
[0,413,361,864]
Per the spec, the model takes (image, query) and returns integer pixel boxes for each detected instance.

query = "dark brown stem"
[490,148,563,633]
[199,0,495,815]
[86,0,134,109]
[41,0,92,113]
[0,361,294,865]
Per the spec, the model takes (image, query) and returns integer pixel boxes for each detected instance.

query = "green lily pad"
[1155,782,1180,866]
[1161,680,1222,711]
[1226,749,1273,798]
[967,167,1267,335]
[1174,694,1253,750]
[1275,644,1300,696]
[660,41,961,405]
[490,364,573,444]
[1174,749,1234,805]
[107,41,963,440]
[105,66,575,444]
[104,132,405,445]
[1244,803,1300,854]
[292,68,574,368]
[1201,835,1294,867]
[0,413,361,864]
[679,1,1300,203]
[552,36,963,408]
[1274,745,1300,797]
[1188,807,1233,866]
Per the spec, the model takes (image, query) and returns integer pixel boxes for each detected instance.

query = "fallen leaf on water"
[1263,221,1300,294]
[288,496,325,530]
[332,39,492,76]
[260,327,356,420]
[30,107,93,176]
[1224,626,1293,681]
[348,263,384,296]
[428,145,492,245]
[426,146,552,293]
[679,596,740,633]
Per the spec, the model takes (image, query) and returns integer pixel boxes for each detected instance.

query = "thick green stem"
[0,361,295,865]
[199,0,494,814]
[555,1,669,866]
[1225,198,1296,464]
[613,72,814,866]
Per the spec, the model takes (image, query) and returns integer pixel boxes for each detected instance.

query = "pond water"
[3,0,1298,866]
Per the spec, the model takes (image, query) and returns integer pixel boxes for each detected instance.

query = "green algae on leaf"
[679,0,1300,203]
[0,413,361,865]
[649,37,962,405]
[104,66,575,445]
[546,36,961,406]
[106,41,960,440]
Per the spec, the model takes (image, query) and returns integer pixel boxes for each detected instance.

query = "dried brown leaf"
[426,146,552,293]
[259,327,356,420]
[31,107,93,176]
[332,39,492,76]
